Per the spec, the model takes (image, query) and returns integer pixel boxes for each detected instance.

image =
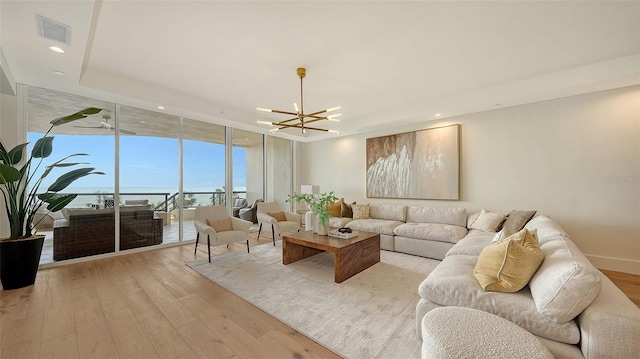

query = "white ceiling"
[1,1,639,142]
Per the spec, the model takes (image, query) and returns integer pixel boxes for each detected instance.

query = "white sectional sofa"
[328,203,640,358]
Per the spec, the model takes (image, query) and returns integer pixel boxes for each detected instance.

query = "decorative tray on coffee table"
[328,230,359,239]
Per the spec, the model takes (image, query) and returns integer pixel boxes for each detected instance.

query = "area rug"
[186,242,440,359]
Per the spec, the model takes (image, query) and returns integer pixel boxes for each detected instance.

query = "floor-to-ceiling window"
[117,105,180,246]
[22,84,291,264]
[182,118,226,240]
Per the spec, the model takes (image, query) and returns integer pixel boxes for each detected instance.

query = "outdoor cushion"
[419,254,580,344]
[394,223,467,244]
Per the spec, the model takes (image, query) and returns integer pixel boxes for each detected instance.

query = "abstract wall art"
[366,124,460,200]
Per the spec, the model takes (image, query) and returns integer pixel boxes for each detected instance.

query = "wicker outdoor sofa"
[53,206,163,261]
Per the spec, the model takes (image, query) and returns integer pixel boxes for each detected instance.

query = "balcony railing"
[47,191,247,213]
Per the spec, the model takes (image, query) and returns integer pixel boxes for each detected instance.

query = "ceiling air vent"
[37,15,71,45]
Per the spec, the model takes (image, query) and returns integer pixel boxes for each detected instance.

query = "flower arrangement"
[287,191,338,225]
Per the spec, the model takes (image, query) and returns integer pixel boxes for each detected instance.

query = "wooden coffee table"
[282,230,381,283]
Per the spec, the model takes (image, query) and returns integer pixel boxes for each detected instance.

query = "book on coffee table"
[328,230,359,239]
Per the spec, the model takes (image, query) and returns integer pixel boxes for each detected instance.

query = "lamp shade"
[301,185,320,195]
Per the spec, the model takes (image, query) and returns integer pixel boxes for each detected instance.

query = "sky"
[28,132,247,192]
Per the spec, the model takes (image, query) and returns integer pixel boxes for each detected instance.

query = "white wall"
[0,92,18,237]
[297,85,640,274]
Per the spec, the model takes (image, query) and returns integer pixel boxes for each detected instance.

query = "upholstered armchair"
[194,205,252,262]
[256,201,301,245]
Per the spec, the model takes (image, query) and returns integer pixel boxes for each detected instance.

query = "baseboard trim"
[586,254,640,275]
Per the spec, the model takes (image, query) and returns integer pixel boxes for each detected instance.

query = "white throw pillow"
[470,209,507,232]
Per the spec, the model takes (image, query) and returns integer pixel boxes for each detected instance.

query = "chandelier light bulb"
[256,107,272,112]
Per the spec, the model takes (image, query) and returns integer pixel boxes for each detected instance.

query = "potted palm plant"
[287,191,338,235]
[0,107,104,290]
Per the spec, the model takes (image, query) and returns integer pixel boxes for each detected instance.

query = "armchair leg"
[207,235,211,263]
[246,239,250,253]
[195,233,200,254]
[257,223,262,241]
[271,224,276,246]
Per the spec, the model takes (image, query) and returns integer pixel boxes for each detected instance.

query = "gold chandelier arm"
[275,123,329,132]
[270,109,298,116]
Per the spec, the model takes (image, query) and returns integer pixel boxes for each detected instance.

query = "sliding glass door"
[27,86,116,263]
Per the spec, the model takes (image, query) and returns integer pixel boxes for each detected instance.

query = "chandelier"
[256,67,341,135]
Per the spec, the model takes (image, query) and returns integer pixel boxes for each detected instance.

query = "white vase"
[316,217,329,236]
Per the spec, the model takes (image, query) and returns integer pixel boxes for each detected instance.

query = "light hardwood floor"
[1,234,639,359]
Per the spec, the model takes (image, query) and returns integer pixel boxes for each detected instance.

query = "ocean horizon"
[47,186,247,209]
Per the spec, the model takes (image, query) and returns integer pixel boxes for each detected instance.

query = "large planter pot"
[0,235,45,290]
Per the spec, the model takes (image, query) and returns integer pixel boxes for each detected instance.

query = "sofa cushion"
[369,204,407,222]
[445,232,493,257]
[528,233,602,324]
[525,214,567,238]
[473,229,544,292]
[328,217,352,228]
[394,223,467,244]
[347,218,403,236]
[419,255,580,344]
[469,209,507,232]
[405,207,467,227]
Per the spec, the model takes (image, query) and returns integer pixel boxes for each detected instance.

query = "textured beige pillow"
[470,209,507,232]
[474,229,544,292]
[206,217,233,232]
[327,198,344,217]
[352,204,370,220]
[267,211,287,222]
[502,210,537,234]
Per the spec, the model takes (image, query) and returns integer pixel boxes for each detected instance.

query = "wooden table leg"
[282,238,324,265]
[334,235,380,283]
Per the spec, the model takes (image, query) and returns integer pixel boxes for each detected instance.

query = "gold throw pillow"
[474,229,544,292]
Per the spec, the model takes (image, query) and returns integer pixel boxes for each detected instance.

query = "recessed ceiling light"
[157,106,165,110]
[435,113,442,117]
[53,70,64,75]
[140,120,146,124]
[49,46,64,53]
